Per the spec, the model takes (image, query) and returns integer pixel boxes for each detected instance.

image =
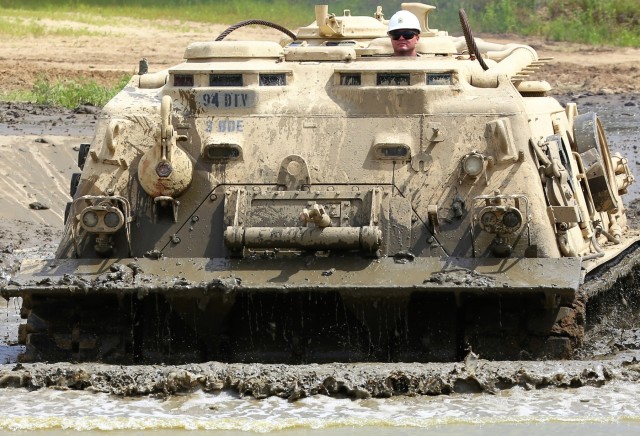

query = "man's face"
[389,29,420,56]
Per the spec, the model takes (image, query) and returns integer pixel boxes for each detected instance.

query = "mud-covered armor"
[3,3,639,363]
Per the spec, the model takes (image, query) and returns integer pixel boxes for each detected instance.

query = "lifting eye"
[462,152,484,177]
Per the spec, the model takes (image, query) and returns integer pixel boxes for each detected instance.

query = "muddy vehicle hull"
[5,254,626,363]
[3,3,639,363]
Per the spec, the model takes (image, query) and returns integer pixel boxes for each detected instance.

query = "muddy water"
[0,94,639,434]
[0,383,639,434]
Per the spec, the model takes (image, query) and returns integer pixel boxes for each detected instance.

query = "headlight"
[78,204,124,233]
[502,210,522,229]
[82,211,99,227]
[104,211,121,228]
[462,153,484,177]
[477,206,524,234]
[481,211,497,227]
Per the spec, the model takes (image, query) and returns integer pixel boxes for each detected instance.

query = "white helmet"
[387,10,421,34]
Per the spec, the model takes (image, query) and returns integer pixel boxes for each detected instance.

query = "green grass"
[0,0,319,29]
[443,0,640,46]
[1,0,638,45]
[0,88,33,103]
[0,15,108,37]
[4,75,132,109]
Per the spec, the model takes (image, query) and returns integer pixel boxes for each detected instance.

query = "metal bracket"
[154,196,180,223]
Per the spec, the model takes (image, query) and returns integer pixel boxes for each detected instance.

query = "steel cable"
[459,9,489,71]
[216,19,296,41]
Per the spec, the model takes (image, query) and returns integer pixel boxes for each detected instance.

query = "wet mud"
[1,358,639,400]
[1,94,640,400]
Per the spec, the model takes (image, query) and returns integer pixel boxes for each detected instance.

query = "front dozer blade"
[3,256,582,363]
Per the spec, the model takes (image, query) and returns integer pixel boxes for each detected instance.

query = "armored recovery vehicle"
[3,3,639,363]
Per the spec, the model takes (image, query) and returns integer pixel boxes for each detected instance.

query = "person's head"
[387,11,421,57]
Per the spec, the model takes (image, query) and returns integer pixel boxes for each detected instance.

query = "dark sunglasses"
[390,30,417,40]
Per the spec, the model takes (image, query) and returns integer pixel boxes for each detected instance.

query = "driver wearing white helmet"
[387,10,421,57]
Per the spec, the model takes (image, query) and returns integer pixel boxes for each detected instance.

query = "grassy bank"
[1,0,638,46]
[0,0,315,30]
[0,76,131,109]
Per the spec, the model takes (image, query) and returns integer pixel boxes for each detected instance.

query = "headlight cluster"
[79,204,125,233]
[478,207,523,234]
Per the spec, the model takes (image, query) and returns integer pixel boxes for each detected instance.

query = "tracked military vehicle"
[3,3,639,363]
